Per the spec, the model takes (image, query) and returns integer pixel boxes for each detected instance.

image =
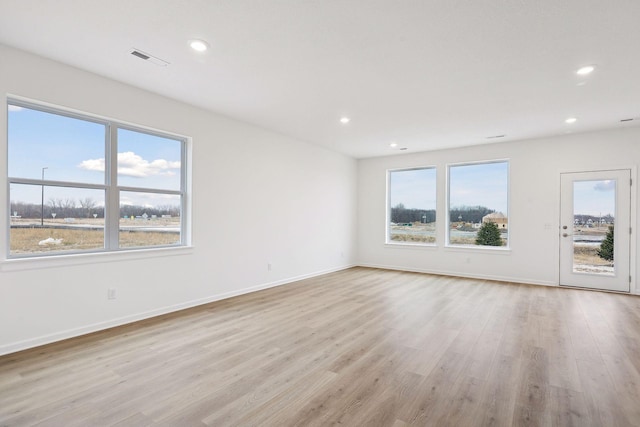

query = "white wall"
[0,45,357,355]
[357,128,640,292]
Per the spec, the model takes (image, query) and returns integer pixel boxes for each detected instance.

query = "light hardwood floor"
[1,267,640,426]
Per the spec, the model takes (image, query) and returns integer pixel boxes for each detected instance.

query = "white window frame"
[446,159,510,250]
[386,166,438,247]
[5,98,191,261]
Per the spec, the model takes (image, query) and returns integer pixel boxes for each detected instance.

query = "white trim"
[357,262,557,287]
[443,245,512,254]
[7,94,188,140]
[0,245,194,272]
[446,159,510,248]
[0,264,355,356]
[385,166,437,244]
[384,242,438,249]
[446,158,511,168]
[386,165,438,173]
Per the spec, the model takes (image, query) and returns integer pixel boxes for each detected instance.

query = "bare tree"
[79,197,97,218]
[49,198,76,217]
[48,198,61,210]
[47,198,63,218]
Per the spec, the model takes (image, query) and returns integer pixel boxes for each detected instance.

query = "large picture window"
[387,167,437,244]
[7,100,187,258]
[447,160,509,247]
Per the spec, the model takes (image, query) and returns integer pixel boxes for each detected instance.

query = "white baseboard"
[0,264,355,356]
[356,264,640,293]
[356,262,558,287]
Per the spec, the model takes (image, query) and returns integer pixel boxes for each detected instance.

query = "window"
[387,167,437,244]
[7,100,187,258]
[447,160,509,247]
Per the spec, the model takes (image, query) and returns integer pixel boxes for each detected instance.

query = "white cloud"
[78,158,106,172]
[593,180,615,191]
[8,105,24,112]
[78,151,181,177]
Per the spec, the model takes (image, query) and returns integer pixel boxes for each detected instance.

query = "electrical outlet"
[107,288,116,300]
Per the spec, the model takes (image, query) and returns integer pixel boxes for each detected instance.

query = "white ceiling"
[1,1,639,158]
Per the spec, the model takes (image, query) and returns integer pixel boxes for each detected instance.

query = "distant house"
[482,212,508,229]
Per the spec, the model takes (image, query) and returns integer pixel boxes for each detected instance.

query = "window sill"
[444,245,511,254]
[1,245,194,272]
[385,242,438,249]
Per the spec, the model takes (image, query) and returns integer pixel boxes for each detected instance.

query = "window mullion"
[180,139,187,245]
[8,177,107,190]
[105,125,119,250]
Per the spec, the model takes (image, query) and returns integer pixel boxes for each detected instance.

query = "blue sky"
[449,161,508,213]
[8,105,181,208]
[389,168,436,210]
[574,180,615,217]
[390,162,509,214]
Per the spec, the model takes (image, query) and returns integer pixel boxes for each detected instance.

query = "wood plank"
[548,385,590,427]
[474,354,522,427]
[512,346,551,427]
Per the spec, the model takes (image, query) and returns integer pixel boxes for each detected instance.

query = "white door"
[560,170,631,292]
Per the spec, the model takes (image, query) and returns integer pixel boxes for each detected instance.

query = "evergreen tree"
[597,226,614,261]
[475,222,503,246]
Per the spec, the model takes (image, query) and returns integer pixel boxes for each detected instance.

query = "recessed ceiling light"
[565,117,577,124]
[189,39,209,52]
[339,117,350,124]
[576,65,595,76]
[389,142,398,148]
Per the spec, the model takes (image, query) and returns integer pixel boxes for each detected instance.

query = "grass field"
[9,218,180,254]
[390,233,436,244]
[389,223,509,246]
[573,244,610,266]
[572,226,613,272]
[389,223,437,244]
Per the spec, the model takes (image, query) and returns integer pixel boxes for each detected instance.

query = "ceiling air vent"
[130,48,170,67]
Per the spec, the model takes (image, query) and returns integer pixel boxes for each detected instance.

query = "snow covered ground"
[573,264,614,275]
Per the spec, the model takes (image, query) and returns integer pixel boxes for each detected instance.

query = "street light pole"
[41,167,48,226]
